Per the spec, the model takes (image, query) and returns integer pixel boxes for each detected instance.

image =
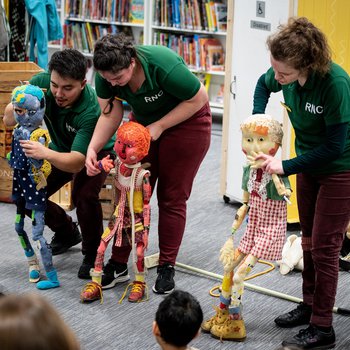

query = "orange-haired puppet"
[80,121,151,303]
[202,114,291,341]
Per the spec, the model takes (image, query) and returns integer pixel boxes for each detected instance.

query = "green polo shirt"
[95,45,201,126]
[30,72,114,154]
[264,63,350,174]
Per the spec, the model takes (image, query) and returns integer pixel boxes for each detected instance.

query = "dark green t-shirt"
[95,45,201,126]
[30,72,114,154]
[264,62,350,174]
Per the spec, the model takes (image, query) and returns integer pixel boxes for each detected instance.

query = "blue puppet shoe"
[37,269,60,290]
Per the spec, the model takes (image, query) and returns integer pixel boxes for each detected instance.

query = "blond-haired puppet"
[202,114,291,341]
[80,121,151,303]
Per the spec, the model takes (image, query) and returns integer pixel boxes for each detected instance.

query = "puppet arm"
[98,155,115,173]
[142,173,151,249]
[220,191,250,272]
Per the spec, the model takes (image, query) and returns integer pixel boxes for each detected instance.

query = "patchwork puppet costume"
[80,121,151,303]
[8,84,59,289]
[202,114,291,341]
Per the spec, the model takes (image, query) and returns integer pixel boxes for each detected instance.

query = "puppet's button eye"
[259,137,265,142]
[28,110,37,115]
[247,138,252,142]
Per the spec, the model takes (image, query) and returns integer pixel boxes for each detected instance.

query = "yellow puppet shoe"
[201,307,229,333]
[210,318,246,342]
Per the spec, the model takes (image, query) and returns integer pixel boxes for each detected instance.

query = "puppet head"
[115,121,151,165]
[11,85,45,132]
[240,114,283,157]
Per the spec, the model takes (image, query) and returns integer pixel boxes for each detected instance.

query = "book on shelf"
[214,2,227,31]
[204,38,225,71]
[214,83,224,104]
[129,0,145,24]
[194,72,211,93]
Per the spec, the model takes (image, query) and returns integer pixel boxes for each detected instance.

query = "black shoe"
[275,302,312,328]
[339,253,350,271]
[77,256,96,279]
[101,260,130,290]
[51,223,82,256]
[152,263,175,294]
[282,324,335,349]
[340,235,350,257]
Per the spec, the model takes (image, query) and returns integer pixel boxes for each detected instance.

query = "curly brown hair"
[267,17,331,76]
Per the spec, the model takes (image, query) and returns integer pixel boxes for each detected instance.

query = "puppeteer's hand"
[85,147,100,176]
[19,139,48,160]
[147,122,164,141]
[98,155,114,173]
[220,236,235,272]
[254,153,284,175]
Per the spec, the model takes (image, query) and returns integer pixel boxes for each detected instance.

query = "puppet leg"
[14,198,40,282]
[80,239,108,303]
[31,210,60,290]
[210,254,258,341]
[128,242,147,303]
[202,249,245,333]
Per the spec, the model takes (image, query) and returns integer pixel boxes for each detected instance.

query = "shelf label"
[256,1,266,18]
[250,20,271,31]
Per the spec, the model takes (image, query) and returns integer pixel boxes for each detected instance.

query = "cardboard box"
[49,181,74,211]
[0,156,13,203]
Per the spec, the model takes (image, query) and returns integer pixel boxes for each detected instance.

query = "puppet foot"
[128,281,147,303]
[80,281,103,303]
[210,318,246,342]
[201,307,229,333]
[28,255,40,283]
[37,269,60,290]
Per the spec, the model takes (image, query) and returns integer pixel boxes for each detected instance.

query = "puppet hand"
[220,236,235,272]
[143,230,149,250]
[247,151,264,169]
[98,155,114,173]
[285,188,292,198]
[231,203,249,233]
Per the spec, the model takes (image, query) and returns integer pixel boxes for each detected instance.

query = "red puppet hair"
[116,121,151,159]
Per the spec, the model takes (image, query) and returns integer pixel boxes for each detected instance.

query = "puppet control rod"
[171,260,350,316]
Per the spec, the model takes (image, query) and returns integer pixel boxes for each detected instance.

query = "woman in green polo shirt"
[85,33,212,296]
[253,17,350,349]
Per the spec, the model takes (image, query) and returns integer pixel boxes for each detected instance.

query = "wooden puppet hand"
[231,203,249,233]
[246,151,265,169]
[220,236,235,272]
[98,155,114,173]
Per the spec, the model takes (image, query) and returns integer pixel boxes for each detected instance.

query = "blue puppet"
[8,84,59,290]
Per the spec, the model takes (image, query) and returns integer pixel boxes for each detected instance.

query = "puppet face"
[12,85,45,132]
[115,121,151,165]
[241,129,279,157]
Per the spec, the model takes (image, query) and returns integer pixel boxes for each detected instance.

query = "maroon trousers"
[111,103,212,266]
[44,150,111,258]
[297,171,350,327]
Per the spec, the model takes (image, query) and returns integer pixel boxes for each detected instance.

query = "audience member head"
[153,290,203,349]
[0,293,80,350]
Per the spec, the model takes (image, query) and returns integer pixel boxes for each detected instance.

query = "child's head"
[11,84,45,132]
[240,114,283,157]
[153,290,203,349]
[0,293,80,350]
[115,121,151,165]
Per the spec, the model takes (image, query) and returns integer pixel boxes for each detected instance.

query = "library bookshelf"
[54,0,230,117]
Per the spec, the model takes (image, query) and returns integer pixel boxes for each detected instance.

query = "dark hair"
[267,17,331,76]
[0,293,80,350]
[93,32,137,73]
[155,290,203,347]
[48,49,88,81]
